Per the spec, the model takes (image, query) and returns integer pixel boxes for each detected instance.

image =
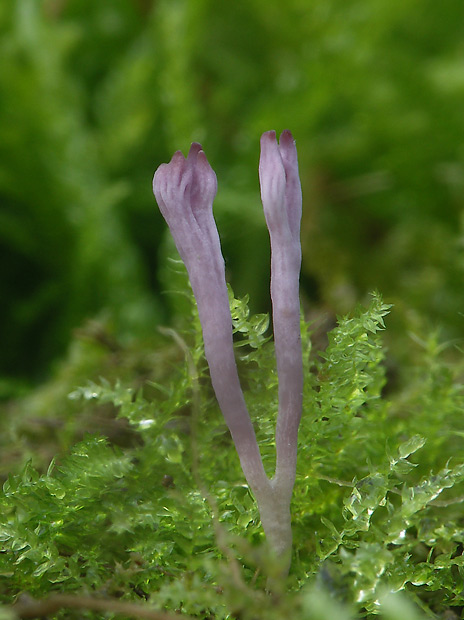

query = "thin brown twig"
[12,593,194,620]
[159,326,251,594]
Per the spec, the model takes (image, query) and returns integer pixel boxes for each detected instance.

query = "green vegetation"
[1,286,464,618]
[1,1,463,618]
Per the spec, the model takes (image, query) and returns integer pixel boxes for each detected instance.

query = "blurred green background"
[1,0,463,389]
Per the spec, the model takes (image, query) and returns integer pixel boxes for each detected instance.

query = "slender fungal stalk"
[259,129,303,494]
[258,130,303,571]
[152,132,303,576]
[153,144,269,496]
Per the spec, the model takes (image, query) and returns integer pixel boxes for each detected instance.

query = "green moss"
[1,284,463,618]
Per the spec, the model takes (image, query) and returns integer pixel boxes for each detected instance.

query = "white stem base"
[255,483,293,577]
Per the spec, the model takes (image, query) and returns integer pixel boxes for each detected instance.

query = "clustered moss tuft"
[1,284,463,619]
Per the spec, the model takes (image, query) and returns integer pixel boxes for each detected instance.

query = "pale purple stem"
[153,144,269,497]
[259,130,303,497]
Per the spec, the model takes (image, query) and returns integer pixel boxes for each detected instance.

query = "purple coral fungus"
[153,131,303,575]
